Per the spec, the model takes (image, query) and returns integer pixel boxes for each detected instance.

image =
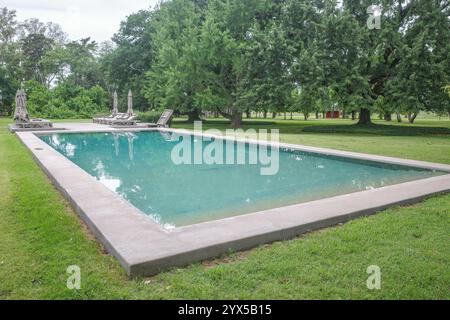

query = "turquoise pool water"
[40,131,444,227]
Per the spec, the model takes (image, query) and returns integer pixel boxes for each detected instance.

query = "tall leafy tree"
[20,33,55,86]
[64,38,104,88]
[193,0,275,127]
[144,0,204,121]
[0,7,20,113]
[326,0,450,124]
[383,0,450,123]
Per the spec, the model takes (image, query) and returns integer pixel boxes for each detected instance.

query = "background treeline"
[0,11,109,118]
[1,0,449,126]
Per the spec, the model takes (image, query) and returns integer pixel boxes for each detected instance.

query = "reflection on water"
[94,160,122,192]
[111,132,137,161]
[159,131,178,142]
[40,131,445,227]
[113,133,119,156]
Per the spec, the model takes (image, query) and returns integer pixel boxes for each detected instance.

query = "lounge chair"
[97,113,126,125]
[109,114,138,126]
[148,109,174,128]
[93,90,120,124]
[13,89,53,129]
[93,114,116,124]
[14,118,53,129]
[107,90,138,126]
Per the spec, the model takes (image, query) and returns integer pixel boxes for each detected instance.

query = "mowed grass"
[0,116,449,299]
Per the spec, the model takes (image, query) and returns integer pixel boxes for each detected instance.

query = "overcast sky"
[1,0,159,42]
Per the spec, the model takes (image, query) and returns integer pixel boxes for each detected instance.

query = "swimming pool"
[39,130,445,228]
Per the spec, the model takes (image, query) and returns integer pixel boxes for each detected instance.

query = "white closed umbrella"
[127,90,134,116]
[112,91,119,116]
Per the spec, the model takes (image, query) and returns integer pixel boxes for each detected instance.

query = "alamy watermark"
[366,265,381,290]
[66,265,81,290]
[170,121,280,176]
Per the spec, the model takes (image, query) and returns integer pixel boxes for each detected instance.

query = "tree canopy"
[1,1,449,124]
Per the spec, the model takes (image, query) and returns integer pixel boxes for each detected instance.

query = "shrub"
[20,80,109,119]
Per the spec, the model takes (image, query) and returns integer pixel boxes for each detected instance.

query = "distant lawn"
[0,117,449,299]
[302,123,450,136]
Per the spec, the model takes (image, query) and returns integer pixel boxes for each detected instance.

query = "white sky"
[1,0,159,42]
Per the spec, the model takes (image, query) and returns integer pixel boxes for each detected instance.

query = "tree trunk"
[230,112,242,129]
[290,112,293,120]
[272,112,276,118]
[407,112,418,124]
[384,113,392,121]
[396,112,402,123]
[315,112,319,119]
[284,112,287,120]
[357,108,372,125]
[322,111,326,119]
[304,113,308,121]
[245,109,251,118]
[263,110,267,118]
[351,111,356,120]
[187,110,201,123]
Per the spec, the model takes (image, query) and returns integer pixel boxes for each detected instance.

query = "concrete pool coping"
[15,124,450,277]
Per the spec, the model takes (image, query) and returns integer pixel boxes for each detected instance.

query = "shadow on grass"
[173,119,278,130]
[302,123,450,136]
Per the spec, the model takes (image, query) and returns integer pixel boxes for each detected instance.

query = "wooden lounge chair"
[14,118,53,129]
[93,90,120,124]
[94,111,130,124]
[97,113,125,125]
[109,114,138,126]
[93,114,115,124]
[148,109,174,128]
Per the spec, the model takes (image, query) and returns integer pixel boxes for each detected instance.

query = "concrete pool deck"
[14,122,450,277]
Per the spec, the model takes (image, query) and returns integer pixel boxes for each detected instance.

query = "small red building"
[326,111,340,119]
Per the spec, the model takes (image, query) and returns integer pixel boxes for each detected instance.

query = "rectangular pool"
[39,131,445,228]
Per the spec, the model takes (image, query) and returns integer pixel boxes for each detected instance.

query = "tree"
[20,33,57,86]
[241,19,292,121]
[17,18,68,86]
[192,0,276,128]
[383,1,450,123]
[327,0,450,124]
[0,7,20,113]
[290,87,318,121]
[144,0,204,121]
[280,0,324,119]
[64,38,104,88]
[18,18,67,44]
[0,7,17,43]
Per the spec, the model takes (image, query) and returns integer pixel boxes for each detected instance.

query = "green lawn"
[0,117,449,299]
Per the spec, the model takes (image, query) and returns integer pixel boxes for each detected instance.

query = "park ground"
[0,116,449,299]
